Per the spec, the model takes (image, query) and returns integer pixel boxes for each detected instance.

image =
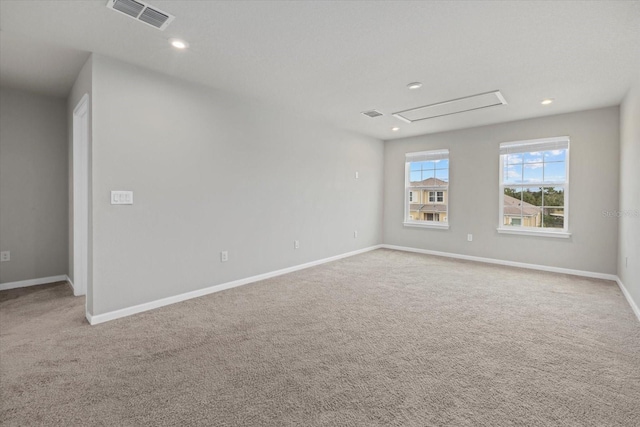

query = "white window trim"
[404,149,450,229]
[404,221,450,230]
[496,227,571,238]
[498,136,570,238]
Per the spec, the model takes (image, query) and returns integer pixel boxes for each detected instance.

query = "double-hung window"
[498,136,570,237]
[404,149,449,228]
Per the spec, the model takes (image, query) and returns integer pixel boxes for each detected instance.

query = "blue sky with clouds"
[504,150,566,184]
[409,159,449,183]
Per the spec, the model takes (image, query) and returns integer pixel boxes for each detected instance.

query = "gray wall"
[383,107,620,275]
[619,81,640,308]
[0,88,68,283]
[89,55,384,315]
[67,56,93,308]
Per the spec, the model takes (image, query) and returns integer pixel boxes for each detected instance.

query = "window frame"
[498,136,571,238]
[404,149,450,230]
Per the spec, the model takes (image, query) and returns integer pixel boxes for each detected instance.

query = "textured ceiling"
[0,0,638,139]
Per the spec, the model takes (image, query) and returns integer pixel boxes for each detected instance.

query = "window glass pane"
[523,187,543,227]
[420,169,435,181]
[503,209,523,227]
[434,159,449,169]
[503,187,523,226]
[421,161,437,170]
[503,187,522,200]
[523,163,543,183]
[543,207,564,228]
[522,187,543,207]
[504,164,523,184]
[544,149,566,162]
[506,154,523,165]
[409,206,446,222]
[435,168,449,183]
[542,187,564,207]
[543,162,566,183]
[409,162,422,171]
[523,152,544,163]
[409,171,422,182]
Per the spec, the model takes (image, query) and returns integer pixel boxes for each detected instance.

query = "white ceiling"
[1,1,638,140]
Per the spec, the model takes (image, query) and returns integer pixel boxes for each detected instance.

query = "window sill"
[404,222,450,230]
[497,228,571,239]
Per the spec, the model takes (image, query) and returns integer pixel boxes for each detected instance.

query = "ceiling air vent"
[362,110,383,118]
[393,90,507,123]
[107,0,175,31]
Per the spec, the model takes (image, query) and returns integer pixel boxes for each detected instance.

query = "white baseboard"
[0,275,69,291]
[87,245,383,325]
[381,244,618,281]
[66,276,76,293]
[615,277,640,322]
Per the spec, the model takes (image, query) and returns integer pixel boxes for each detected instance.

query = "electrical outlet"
[0,251,10,262]
[467,234,473,242]
[294,240,300,249]
[354,231,358,238]
[355,171,359,179]
[220,251,228,262]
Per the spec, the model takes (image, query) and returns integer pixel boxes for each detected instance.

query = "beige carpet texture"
[1,249,639,426]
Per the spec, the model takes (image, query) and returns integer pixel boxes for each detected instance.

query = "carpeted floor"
[1,249,639,426]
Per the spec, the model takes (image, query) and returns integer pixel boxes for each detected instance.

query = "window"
[498,136,570,237]
[428,191,444,203]
[405,149,449,228]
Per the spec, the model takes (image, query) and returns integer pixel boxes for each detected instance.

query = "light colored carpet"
[1,249,639,426]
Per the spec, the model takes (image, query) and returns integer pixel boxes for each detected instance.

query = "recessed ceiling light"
[169,38,188,49]
[407,82,423,90]
[541,98,554,105]
[391,127,400,132]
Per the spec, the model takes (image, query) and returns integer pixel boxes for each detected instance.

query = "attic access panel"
[393,90,507,123]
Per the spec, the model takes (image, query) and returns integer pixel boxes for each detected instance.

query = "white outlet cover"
[0,251,10,262]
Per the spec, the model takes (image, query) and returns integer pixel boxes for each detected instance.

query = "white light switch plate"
[111,191,133,205]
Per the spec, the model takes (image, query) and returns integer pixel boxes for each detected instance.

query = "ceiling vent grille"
[362,110,383,118]
[393,90,507,123]
[107,0,175,31]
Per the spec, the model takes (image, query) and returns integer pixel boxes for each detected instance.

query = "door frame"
[72,94,89,297]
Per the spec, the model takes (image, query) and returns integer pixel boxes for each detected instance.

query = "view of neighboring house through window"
[404,149,449,227]
[499,136,569,234]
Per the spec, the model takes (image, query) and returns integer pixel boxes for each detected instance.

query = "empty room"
[0,1,638,426]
